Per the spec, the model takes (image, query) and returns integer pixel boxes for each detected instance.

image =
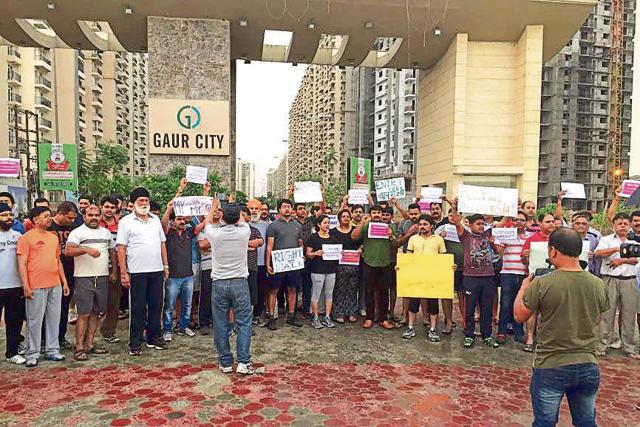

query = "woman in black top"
[305,215,338,329]
[330,209,361,323]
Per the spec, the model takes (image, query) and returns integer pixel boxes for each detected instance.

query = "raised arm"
[554,190,565,220]
[351,214,370,240]
[607,186,621,223]
[449,198,465,236]
[391,198,409,220]
[161,200,173,234]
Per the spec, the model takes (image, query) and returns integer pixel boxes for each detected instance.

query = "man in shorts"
[65,205,117,361]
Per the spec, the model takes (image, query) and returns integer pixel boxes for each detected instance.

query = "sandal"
[335,317,345,324]
[523,344,534,353]
[347,316,357,323]
[442,325,453,335]
[73,350,89,361]
[88,346,109,355]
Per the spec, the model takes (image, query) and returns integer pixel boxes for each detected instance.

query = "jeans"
[0,287,25,358]
[129,271,163,350]
[530,363,600,427]
[163,276,194,333]
[463,276,496,339]
[199,269,213,329]
[211,278,252,367]
[498,273,525,339]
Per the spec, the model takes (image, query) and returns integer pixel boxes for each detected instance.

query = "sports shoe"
[118,310,128,320]
[59,338,74,350]
[463,337,475,348]
[311,316,324,329]
[17,343,27,355]
[228,328,236,338]
[427,328,441,342]
[483,337,499,348]
[103,335,120,344]
[45,353,66,362]
[128,347,143,356]
[25,358,38,368]
[256,317,268,327]
[496,333,507,345]
[402,327,416,339]
[236,362,257,375]
[323,316,336,328]
[286,314,303,327]
[146,340,168,350]
[219,365,233,374]
[177,328,196,337]
[358,309,367,317]
[162,332,173,342]
[267,318,278,331]
[7,354,26,365]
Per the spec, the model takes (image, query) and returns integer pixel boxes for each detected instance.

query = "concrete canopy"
[0,0,596,68]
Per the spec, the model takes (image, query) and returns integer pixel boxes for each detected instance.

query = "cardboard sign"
[561,182,586,199]
[457,184,518,217]
[397,253,454,299]
[327,215,339,229]
[339,250,361,265]
[0,158,20,178]
[294,181,323,203]
[368,222,390,239]
[186,165,208,184]
[619,180,640,198]
[348,189,369,205]
[421,187,443,203]
[492,228,518,242]
[173,196,213,216]
[322,244,343,261]
[443,224,459,242]
[375,178,406,201]
[272,247,305,273]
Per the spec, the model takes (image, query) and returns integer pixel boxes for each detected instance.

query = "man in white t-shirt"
[65,205,117,361]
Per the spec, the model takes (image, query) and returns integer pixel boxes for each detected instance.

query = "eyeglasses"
[515,218,526,222]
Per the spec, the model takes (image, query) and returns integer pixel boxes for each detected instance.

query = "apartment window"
[561,153,568,163]
[378,142,382,148]
[378,99,382,106]
[562,140,568,149]
[601,76,607,82]
[378,85,383,91]
[377,128,382,134]
[565,54,571,61]
[379,71,383,77]
[561,168,567,178]
[377,156,381,163]
[378,114,382,120]
[600,103,607,109]
[600,117,607,124]
[564,69,570,76]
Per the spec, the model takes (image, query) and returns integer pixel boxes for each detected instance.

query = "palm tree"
[324,146,337,170]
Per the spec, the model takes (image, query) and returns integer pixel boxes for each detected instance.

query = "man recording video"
[514,228,609,427]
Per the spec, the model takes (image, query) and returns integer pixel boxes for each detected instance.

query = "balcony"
[34,53,52,70]
[405,70,417,81]
[35,96,52,110]
[92,97,103,107]
[404,104,415,114]
[92,65,103,76]
[7,47,21,63]
[92,80,103,93]
[402,153,414,163]
[79,134,86,144]
[94,111,104,122]
[7,69,21,85]
[404,87,416,97]
[35,75,52,91]
[79,116,86,128]
[92,127,103,137]
[40,117,52,130]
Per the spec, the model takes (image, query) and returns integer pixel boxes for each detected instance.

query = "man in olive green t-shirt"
[514,228,608,427]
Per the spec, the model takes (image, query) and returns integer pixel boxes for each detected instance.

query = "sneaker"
[162,332,173,342]
[323,316,336,328]
[228,328,237,338]
[128,347,143,356]
[427,328,441,342]
[25,358,38,368]
[483,337,499,348]
[17,343,27,355]
[45,353,66,362]
[256,317,268,328]
[267,318,278,331]
[358,309,367,317]
[496,333,507,345]
[118,310,128,320]
[252,317,260,326]
[103,335,120,344]
[236,362,257,375]
[59,338,74,350]
[7,354,26,365]
[286,314,303,327]
[219,365,233,374]
[177,328,196,337]
[146,340,168,350]
[402,327,416,339]
[463,337,475,348]
[311,316,324,329]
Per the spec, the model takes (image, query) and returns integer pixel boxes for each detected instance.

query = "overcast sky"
[236,60,307,196]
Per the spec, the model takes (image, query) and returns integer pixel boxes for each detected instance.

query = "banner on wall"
[348,157,372,191]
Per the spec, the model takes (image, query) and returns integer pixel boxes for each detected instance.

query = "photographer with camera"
[514,228,609,427]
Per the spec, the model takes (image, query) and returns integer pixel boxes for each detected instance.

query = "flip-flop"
[335,317,345,324]
[73,350,89,361]
[347,316,357,323]
[88,347,109,355]
[442,327,453,335]
[523,344,534,353]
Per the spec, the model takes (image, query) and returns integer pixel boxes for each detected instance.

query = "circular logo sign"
[177,105,201,129]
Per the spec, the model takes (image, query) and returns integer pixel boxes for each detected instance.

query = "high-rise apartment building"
[236,160,255,198]
[538,1,635,211]
[267,155,288,199]
[345,67,375,161]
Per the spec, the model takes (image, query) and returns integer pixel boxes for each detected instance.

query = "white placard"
[561,182,586,199]
[322,244,343,261]
[421,187,443,203]
[272,247,305,273]
[492,228,518,242]
[173,196,213,216]
[375,178,406,201]
[529,240,589,273]
[443,224,459,242]
[348,189,369,205]
[457,184,518,217]
[294,181,323,203]
[185,165,208,184]
[328,215,339,229]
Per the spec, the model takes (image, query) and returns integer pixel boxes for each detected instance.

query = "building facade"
[538,1,635,211]
[236,160,255,198]
[267,155,288,199]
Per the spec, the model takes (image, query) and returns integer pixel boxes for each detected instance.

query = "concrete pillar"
[416,25,543,203]
[147,17,235,189]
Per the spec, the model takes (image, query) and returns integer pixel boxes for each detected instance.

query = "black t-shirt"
[166,227,195,278]
[435,217,449,230]
[306,232,338,274]
[329,227,359,251]
[48,220,78,271]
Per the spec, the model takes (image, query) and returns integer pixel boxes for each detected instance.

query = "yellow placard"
[396,253,454,299]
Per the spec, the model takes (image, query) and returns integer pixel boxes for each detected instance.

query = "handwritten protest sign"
[561,182,586,199]
[492,228,518,242]
[328,215,339,229]
[457,184,518,217]
[173,196,213,216]
[619,180,640,198]
[397,253,454,299]
[272,247,305,273]
[348,189,369,205]
[368,222,389,239]
[294,181,323,203]
[186,165,208,185]
[421,187,443,203]
[443,224,459,242]
[375,178,406,201]
[322,244,343,261]
[339,250,361,265]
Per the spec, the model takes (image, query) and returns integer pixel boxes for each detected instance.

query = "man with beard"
[117,187,169,356]
[98,196,122,343]
[75,195,92,226]
[65,205,117,361]
[0,192,25,234]
[260,203,272,223]
[247,199,270,325]
[0,203,26,364]
[521,200,541,235]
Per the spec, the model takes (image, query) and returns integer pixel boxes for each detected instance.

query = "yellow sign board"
[149,98,230,156]
[396,253,454,299]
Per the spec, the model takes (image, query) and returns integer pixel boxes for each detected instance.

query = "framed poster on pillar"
[348,157,372,191]
[149,98,230,156]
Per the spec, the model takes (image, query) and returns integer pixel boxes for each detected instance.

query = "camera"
[620,242,640,258]
[533,259,555,278]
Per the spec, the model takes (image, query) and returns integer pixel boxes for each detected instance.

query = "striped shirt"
[496,235,527,275]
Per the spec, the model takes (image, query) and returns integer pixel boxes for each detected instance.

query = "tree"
[234,191,248,204]
[323,146,337,171]
[78,142,133,198]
